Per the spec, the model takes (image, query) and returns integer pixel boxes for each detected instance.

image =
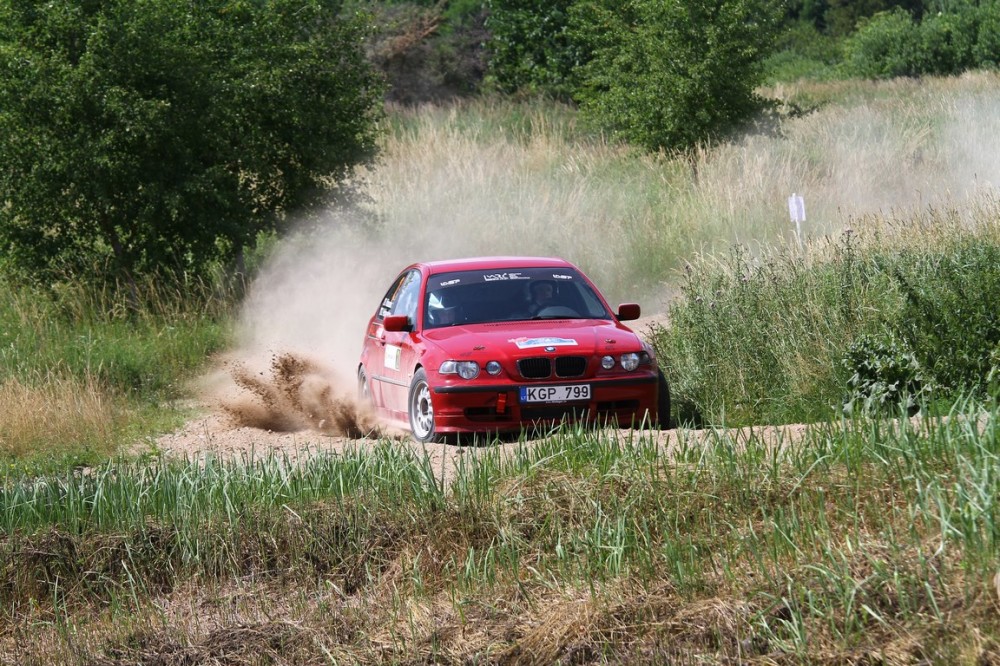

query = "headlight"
[439,360,480,379]
[621,352,641,371]
[486,361,502,375]
[601,355,615,370]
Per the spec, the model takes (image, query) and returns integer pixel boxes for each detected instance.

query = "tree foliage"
[841,2,998,79]
[571,0,782,152]
[484,0,582,99]
[0,0,385,283]
[485,0,782,152]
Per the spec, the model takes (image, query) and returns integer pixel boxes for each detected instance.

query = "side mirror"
[617,303,641,321]
[383,314,411,332]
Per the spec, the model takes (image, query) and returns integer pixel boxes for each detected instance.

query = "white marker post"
[788,193,806,249]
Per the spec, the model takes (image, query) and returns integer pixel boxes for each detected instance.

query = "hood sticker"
[509,337,578,350]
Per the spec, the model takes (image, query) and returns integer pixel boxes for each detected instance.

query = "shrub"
[764,20,843,83]
[842,4,996,79]
[485,0,581,99]
[914,9,978,75]
[0,0,385,286]
[654,210,1000,426]
[572,0,782,152]
[973,0,1000,68]
[842,8,918,79]
[888,242,1000,395]
[841,333,932,416]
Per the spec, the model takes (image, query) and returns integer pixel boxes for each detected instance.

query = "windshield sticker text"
[483,272,527,282]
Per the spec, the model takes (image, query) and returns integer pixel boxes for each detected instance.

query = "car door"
[379,269,423,418]
[366,271,408,411]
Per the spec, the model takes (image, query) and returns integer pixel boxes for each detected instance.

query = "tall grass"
[360,72,1000,305]
[0,375,125,461]
[0,273,231,463]
[655,197,1000,426]
[2,400,997,662]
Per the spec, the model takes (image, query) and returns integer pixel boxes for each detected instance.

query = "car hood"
[421,319,643,357]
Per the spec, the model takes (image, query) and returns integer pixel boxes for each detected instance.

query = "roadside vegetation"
[2,0,999,661]
[3,72,999,661]
[0,274,230,472]
[3,400,997,662]
[656,198,1000,426]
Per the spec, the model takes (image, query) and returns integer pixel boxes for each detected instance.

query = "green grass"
[3,74,1000,662]
[654,198,1000,427]
[0,273,231,465]
[1,400,997,662]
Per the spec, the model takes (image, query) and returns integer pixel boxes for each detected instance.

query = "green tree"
[973,0,1000,68]
[823,0,923,36]
[841,8,918,77]
[572,0,782,152]
[0,0,385,288]
[485,0,582,99]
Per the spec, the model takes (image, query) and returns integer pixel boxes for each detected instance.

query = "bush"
[841,8,918,78]
[973,0,1000,69]
[888,242,1000,395]
[914,9,978,75]
[654,212,1000,426]
[764,20,843,83]
[0,0,385,286]
[572,0,782,152]
[841,333,932,416]
[484,0,581,99]
[842,4,997,79]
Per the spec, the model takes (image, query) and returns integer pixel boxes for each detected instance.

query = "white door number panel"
[384,345,402,371]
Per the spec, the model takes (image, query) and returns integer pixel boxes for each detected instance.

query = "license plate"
[519,384,591,403]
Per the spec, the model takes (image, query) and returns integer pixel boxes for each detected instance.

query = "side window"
[377,273,408,321]
[390,270,422,322]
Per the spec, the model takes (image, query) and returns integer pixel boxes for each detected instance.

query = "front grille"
[518,355,588,379]
[517,357,551,379]
[555,356,587,378]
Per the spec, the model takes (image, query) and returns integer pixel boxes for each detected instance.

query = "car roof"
[418,256,575,276]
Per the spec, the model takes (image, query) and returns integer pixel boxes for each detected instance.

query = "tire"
[655,370,672,430]
[408,368,439,443]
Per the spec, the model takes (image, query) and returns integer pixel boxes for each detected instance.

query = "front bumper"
[430,373,659,433]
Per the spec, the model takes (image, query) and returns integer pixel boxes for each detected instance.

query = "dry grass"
[354,72,1000,306]
[0,375,124,459]
[3,407,999,664]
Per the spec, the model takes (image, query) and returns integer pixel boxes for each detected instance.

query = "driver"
[528,280,557,314]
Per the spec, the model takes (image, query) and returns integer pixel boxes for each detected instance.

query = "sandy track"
[149,405,819,489]
[148,313,693,482]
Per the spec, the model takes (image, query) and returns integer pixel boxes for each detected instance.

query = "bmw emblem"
[545,346,556,352]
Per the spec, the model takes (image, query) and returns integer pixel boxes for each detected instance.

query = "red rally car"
[358,256,671,442]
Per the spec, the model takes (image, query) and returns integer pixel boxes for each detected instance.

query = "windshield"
[423,267,611,329]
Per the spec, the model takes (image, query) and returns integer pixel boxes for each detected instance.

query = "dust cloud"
[213,224,408,435]
[216,206,521,435]
[215,78,1000,436]
[222,353,379,438]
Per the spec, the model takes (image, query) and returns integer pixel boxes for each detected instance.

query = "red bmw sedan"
[358,256,670,442]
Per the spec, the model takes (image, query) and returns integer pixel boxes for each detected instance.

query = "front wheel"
[655,370,672,430]
[408,368,439,443]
